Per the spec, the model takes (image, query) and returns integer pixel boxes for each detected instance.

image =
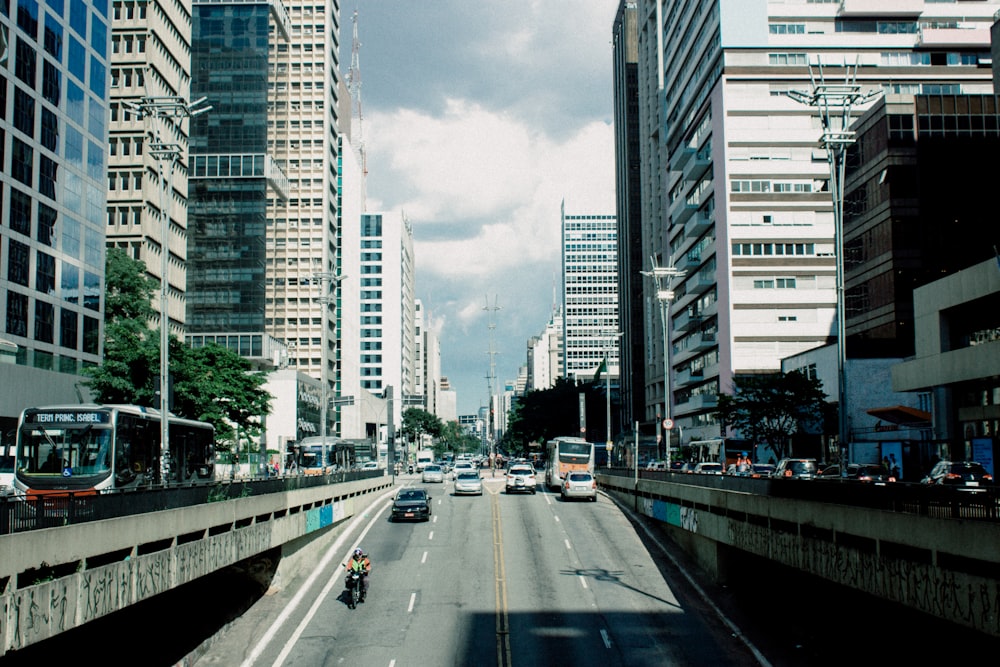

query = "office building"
[636,0,999,444]
[0,0,111,429]
[107,0,194,334]
[561,203,619,382]
[612,0,646,432]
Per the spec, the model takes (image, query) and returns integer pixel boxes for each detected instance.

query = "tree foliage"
[400,408,443,448]
[714,371,831,460]
[83,249,271,449]
[437,420,479,455]
[505,378,604,451]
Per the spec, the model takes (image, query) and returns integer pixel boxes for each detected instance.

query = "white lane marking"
[248,490,395,667]
[433,514,438,523]
[407,592,417,613]
[428,531,434,540]
[564,539,572,550]
[554,515,560,523]
[421,551,428,564]
[600,629,612,649]
[389,661,396,667]
[579,575,589,590]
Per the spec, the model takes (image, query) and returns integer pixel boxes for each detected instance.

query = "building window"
[6,291,29,337]
[60,308,78,349]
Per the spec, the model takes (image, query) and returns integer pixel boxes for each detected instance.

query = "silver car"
[560,471,597,502]
[422,464,444,483]
[453,471,483,495]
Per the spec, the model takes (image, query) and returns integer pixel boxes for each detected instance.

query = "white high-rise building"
[356,212,416,410]
[637,0,1000,443]
[528,308,563,391]
[414,300,442,417]
[561,202,619,382]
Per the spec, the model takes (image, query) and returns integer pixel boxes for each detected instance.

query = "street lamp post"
[788,63,879,470]
[125,96,210,485]
[642,260,685,467]
[314,272,346,471]
[605,331,623,468]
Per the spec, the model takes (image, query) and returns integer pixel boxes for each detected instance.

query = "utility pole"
[484,295,501,471]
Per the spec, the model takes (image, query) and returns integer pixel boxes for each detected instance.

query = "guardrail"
[0,469,388,535]
[603,467,1000,521]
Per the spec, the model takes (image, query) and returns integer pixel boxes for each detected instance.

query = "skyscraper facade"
[612,0,645,430]
[636,0,999,444]
[1,0,112,427]
[107,0,193,332]
[561,203,619,382]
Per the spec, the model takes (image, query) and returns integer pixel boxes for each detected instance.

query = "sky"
[345,1,620,416]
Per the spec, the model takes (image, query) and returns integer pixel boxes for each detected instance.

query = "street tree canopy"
[714,371,831,461]
[83,249,271,449]
[400,408,443,448]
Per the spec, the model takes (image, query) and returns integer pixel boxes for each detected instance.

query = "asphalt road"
[194,473,761,667]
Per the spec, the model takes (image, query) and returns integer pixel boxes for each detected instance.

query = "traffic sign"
[605,441,613,451]
[663,418,674,430]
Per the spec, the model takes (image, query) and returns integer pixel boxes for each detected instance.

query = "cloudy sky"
[345,1,619,415]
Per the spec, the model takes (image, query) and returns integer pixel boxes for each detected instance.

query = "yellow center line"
[492,490,513,666]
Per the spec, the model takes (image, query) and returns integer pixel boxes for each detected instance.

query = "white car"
[361,461,380,471]
[451,461,475,478]
[505,464,537,494]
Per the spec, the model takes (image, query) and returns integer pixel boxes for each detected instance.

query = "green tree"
[83,249,271,448]
[400,408,443,452]
[438,420,478,455]
[714,371,830,461]
[505,378,599,450]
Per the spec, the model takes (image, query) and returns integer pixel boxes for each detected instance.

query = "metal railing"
[0,469,386,535]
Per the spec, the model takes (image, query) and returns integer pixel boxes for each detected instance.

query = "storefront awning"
[866,405,932,426]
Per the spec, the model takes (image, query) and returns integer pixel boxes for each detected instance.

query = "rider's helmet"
[354,548,364,558]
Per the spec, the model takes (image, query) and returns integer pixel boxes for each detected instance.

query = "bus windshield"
[19,424,113,478]
[558,441,592,463]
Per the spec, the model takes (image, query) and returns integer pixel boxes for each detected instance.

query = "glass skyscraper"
[1,0,111,429]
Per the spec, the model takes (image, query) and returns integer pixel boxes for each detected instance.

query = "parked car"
[921,460,993,491]
[561,471,597,501]
[645,461,667,471]
[773,458,819,479]
[453,471,483,496]
[421,464,444,483]
[819,463,895,485]
[390,488,432,521]
[694,462,724,475]
[505,464,537,494]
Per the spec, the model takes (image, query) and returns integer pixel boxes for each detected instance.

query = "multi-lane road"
[197,473,762,667]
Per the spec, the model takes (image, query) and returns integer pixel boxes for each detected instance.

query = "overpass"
[598,469,1000,640]
[0,472,394,656]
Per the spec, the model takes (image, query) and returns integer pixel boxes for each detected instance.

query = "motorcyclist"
[345,547,371,600]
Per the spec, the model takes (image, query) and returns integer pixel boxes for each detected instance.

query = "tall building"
[107,0,194,333]
[414,299,441,417]
[612,0,645,432]
[636,0,1000,444]
[561,203,619,382]
[355,212,416,405]
[527,308,563,391]
[1,0,111,429]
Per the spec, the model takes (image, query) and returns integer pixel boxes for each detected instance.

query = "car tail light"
[985,474,993,482]
[945,472,961,480]
[591,480,597,489]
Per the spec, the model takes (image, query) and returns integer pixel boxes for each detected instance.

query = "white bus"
[544,437,595,489]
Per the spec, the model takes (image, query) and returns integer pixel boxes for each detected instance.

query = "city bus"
[544,436,595,489]
[295,435,355,474]
[14,404,215,496]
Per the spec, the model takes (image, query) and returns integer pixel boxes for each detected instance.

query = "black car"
[818,463,895,485]
[391,488,432,521]
[921,461,993,491]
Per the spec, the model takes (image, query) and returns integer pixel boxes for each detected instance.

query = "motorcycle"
[344,568,366,609]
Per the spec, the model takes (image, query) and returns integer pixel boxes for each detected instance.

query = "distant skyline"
[346,2,619,414]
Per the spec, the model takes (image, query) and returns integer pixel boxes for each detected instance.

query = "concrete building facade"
[636,0,1000,445]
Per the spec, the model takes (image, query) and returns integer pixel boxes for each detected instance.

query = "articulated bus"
[544,436,595,489]
[14,404,215,496]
